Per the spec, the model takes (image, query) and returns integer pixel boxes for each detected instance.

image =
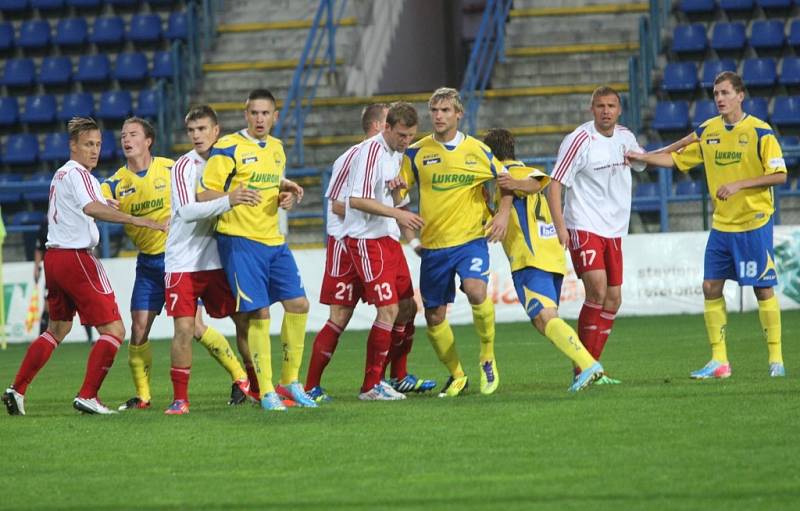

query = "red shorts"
[344,236,413,307]
[44,248,122,326]
[567,229,623,286]
[164,269,235,318]
[319,236,364,307]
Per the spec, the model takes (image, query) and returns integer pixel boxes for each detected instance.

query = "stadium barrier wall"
[2,226,799,343]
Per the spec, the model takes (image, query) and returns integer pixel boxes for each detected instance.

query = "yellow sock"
[427,319,464,378]
[128,341,152,402]
[758,295,782,364]
[704,298,728,363]
[197,326,247,382]
[471,297,496,363]
[544,317,597,371]
[248,318,273,396]
[279,312,308,385]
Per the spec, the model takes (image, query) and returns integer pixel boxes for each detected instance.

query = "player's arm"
[197,147,234,202]
[497,173,543,194]
[650,132,696,154]
[486,191,512,242]
[625,150,676,168]
[173,158,260,222]
[84,201,167,231]
[331,200,345,216]
[349,197,424,230]
[280,178,304,208]
[546,179,569,247]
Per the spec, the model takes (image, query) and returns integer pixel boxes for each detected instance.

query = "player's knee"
[193,321,207,339]
[97,320,125,341]
[285,297,309,314]
[533,308,557,334]
[425,306,446,326]
[702,280,724,299]
[753,286,775,301]
[463,282,487,304]
[397,298,416,323]
[377,303,399,324]
[329,306,353,328]
[48,321,73,342]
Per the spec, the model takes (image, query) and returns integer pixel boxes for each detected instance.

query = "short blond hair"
[428,87,464,113]
[590,86,621,105]
[67,117,100,141]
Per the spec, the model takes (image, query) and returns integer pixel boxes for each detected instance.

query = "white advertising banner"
[2,226,799,343]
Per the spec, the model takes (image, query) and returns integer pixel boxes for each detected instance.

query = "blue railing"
[274,0,348,167]
[627,0,669,133]
[460,0,513,135]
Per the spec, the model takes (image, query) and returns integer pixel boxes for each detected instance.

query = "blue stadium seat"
[2,57,35,86]
[58,91,94,120]
[632,182,660,212]
[678,0,715,13]
[39,56,72,86]
[675,179,702,196]
[662,62,697,92]
[757,0,792,8]
[750,20,785,51]
[711,22,746,51]
[652,101,690,131]
[166,11,188,41]
[90,16,124,46]
[692,99,717,127]
[76,53,110,83]
[21,94,57,124]
[66,0,101,7]
[0,173,23,204]
[18,19,50,50]
[0,96,19,126]
[151,50,175,79]
[720,0,755,12]
[672,23,708,53]
[790,20,800,48]
[100,129,118,160]
[54,17,88,47]
[700,59,737,88]
[0,21,14,50]
[779,135,800,169]
[107,0,139,6]
[22,171,51,202]
[135,88,161,118]
[97,90,132,120]
[742,58,777,87]
[780,57,800,86]
[772,96,800,126]
[148,0,175,6]
[128,13,162,43]
[0,0,28,13]
[3,134,39,165]
[12,210,45,226]
[744,97,769,120]
[41,131,70,162]
[113,51,148,82]
[31,0,64,9]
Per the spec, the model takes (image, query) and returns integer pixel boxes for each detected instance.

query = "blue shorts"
[419,238,490,308]
[512,267,563,320]
[132,252,166,312]
[704,218,778,287]
[217,234,306,312]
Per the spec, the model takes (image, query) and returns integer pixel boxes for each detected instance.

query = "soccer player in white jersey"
[162,106,263,414]
[2,117,166,416]
[340,102,425,400]
[547,86,645,382]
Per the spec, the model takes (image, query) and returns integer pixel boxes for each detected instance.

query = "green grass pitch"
[1,310,799,510]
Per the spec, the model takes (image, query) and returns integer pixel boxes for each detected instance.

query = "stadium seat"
[0,96,19,126]
[671,23,708,53]
[100,129,118,160]
[3,134,39,165]
[2,57,35,86]
[41,131,70,162]
[148,0,175,6]
[21,94,57,124]
[31,0,64,9]
[90,16,124,46]
[692,99,717,127]
[66,0,100,8]
[0,21,14,51]
[779,135,800,169]
[757,0,792,8]
[38,56,72,86]
[700,59,737,88]
[22,171,51,202]
[18,19,50,49]
[780,57,800,86]
[711,22,746,51]
[107,0,139,6]
[720,0,755,12]
[11,210,45,226]
[744,97,769,120]
[742,58,777,87]
[0,0,28,13]
[652,101,690,131]
[632,182,660,212]
[750,20,785,51]
[135,88,161,118]
[54,17,88,47]
[113,51,148,82]
[151,50,175,78]
[76,53,110,83]
[675,179,702,196]
[0,173,23,204]
[678,0,715,14]
[772,96,800,126]
[58,91,94,120]
[662,62,697,92]
[128,13,162,43]
[790,20,800,49]
[166,11,188,41]
[97,90,132,120]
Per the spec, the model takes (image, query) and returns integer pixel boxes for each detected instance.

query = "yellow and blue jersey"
[200,130,285,246]
[400,133,502,249]
[672,114,787,232]
[101,156,173,255]
[498,160,566,275]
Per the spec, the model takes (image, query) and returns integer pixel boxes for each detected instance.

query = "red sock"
[170,366,191,402]
[578,301,603,358]
[594,310,617,359]
[362,321,392,392]
[12,332,59,394]
[245,362,260,397]
[305,320,343,390]
[390,322,415,380]
[384,324,406,377]
[77,334,122,399]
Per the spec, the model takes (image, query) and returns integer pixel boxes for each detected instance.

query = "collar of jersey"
[433,131,464,151]
[724,113,748,131]
[125,160,151,177]
[239,129,268,148]
[69,159,90,173]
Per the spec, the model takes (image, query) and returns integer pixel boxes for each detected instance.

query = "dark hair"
[483,128,515,161]
[714,71,745,93]
[361,103,388,133]
[123,116,156,145]
[386,101,418,128]
[67,117,100,141]
[247,88,277,105]
[591,85,621,105]
[185,104,219,126]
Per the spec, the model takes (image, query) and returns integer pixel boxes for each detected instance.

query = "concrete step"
[219,0,322,24]
[197,69,344,102]
[512,0,639,9]
[505,25,639,47]
[207,28,358,62]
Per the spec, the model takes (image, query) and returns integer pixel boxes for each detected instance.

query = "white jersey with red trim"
[550,121,645,238]
[165,149,233,272]
[325,143,361,239]
[341,132,402,240]
[46,160,106,249]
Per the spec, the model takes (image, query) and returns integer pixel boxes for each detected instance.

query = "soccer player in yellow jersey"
[102,117,247,410]
[399,88,511,397]
[483,129,604,391]
[627,71,787,379]
[198,89,316,411]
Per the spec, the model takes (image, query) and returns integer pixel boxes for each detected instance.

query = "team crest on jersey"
[738,134,749,146]
[706,138,720,145]
[464,154,479,166]
[154,178,167,191]
[423,155,441,166]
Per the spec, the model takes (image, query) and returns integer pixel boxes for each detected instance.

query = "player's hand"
[496,173,518,192]
[485,211,509,243]
[625,151,645,165]
[281,180,304,204]
[395,209,424,230]
[135,217,168,232]
[386,177,408,191]
[279,191,296,210]
[228,186,261,207]
[33,264,41,284]
[557,225,569,247]
[716,182,741,200]
[106,198,120,210]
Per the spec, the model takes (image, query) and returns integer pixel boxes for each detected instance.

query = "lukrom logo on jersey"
[248,172,279,190]
[431,173,475,191]
[714,150,742,166]
[131,197,164,216]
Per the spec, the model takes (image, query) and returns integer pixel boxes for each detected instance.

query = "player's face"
[186,117,220,155]
[429,99,463,138]
[121,122,152,160]
[590,94,621,135]
[245,98,278,140]
[713,80,744,118]
[384,122,418,153]
[70,129,102,171]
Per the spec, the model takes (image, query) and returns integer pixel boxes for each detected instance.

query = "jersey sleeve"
[757,128,788,175]
[627,133,647,173]
[671,140,703,173]
[347,141,382,200]
[200,144,237,193]
[326,145,359,200]
[69,170,105,210]
[173,156,232,222]
[551,130,590,187]
[100,178,114,200]
[398,151,418,203]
